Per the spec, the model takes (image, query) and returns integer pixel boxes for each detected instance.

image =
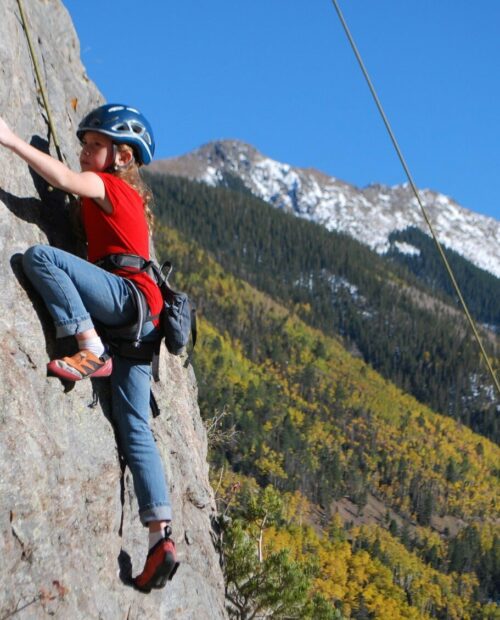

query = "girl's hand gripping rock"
[0,116,16,148]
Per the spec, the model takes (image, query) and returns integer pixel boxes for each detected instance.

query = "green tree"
[224,520,324,619]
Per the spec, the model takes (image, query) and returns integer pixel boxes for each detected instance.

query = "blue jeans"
[22,244,171,525]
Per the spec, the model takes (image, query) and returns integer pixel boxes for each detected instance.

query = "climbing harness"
[95,253,197,417]
[95,253,196,359]
[16,0,64,163]
[330,0,499,397]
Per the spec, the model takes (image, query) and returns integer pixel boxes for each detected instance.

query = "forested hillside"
[152,221,500,619]
[148,173,499,442]
[386,227,500,331]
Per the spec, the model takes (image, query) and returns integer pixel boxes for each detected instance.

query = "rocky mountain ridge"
[150,139,500,279]
[0,1,226,618]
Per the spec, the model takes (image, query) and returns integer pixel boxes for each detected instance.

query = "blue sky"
[63,0,500,222]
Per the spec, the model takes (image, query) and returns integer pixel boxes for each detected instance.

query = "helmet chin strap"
[103,143,118,173]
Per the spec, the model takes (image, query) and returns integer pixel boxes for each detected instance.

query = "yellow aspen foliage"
[362,583,422,620]
[281,490,313,525]
[264,526,298,557]
[349,525,482,619]
[344,551,425,619]
[254,444,288,480]
[262,420,274,433]
[287,406,305,427]
[313,540,352,602]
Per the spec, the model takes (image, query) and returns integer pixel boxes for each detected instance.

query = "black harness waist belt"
[94,253,156,280]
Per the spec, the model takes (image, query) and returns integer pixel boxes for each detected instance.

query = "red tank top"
[81,172,163,322]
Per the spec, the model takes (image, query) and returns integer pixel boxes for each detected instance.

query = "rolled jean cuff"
[55,316,94,338]
[140,504,172,526]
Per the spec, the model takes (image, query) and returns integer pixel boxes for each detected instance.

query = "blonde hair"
[113,144,154,228]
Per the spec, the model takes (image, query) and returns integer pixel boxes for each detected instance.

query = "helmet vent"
[131,122,144,134]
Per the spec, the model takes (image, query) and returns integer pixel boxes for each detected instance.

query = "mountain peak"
[150,141,500,278]
[198,139,260,162]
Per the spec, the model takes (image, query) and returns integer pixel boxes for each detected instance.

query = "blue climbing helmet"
[77,103,155,165]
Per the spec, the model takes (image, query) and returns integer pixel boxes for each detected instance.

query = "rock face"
[0,1,226,618]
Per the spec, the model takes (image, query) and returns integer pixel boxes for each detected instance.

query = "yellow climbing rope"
[330,0,499,398]
[16,0,64,163]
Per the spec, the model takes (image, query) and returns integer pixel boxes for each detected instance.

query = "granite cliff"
[0,1,226,618]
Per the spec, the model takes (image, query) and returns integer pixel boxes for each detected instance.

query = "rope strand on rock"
[16,0,64,163]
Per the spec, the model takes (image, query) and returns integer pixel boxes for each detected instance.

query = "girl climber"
[0,104,178,592]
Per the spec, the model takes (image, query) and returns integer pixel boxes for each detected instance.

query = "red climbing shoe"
[133,529,179,593]
[47,350,112,381]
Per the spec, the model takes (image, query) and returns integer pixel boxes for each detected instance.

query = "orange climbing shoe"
[47,350,112,381]
[134,529,179,593]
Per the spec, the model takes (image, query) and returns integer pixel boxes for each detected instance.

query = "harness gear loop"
[16,0,65,163]
[330,0,499,397]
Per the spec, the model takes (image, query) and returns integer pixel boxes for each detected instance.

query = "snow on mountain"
[150,140,500,279]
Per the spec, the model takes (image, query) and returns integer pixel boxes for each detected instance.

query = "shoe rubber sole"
[46,357,112,381]
[134,551,180,593]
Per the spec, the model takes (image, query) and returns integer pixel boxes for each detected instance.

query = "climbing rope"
[330,0,499,397]
[16,0,64,163]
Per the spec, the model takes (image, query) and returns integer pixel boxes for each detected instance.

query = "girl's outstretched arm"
[0,116,105,201]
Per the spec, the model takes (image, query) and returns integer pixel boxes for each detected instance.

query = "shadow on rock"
[10,252,57,358]
[117,548,134,587]
[0,135,86,256]
[89,376,112,416]
[88,377,131,542]
[10,252,80,394]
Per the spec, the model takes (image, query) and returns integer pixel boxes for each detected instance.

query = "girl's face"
[79,131,115,172]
